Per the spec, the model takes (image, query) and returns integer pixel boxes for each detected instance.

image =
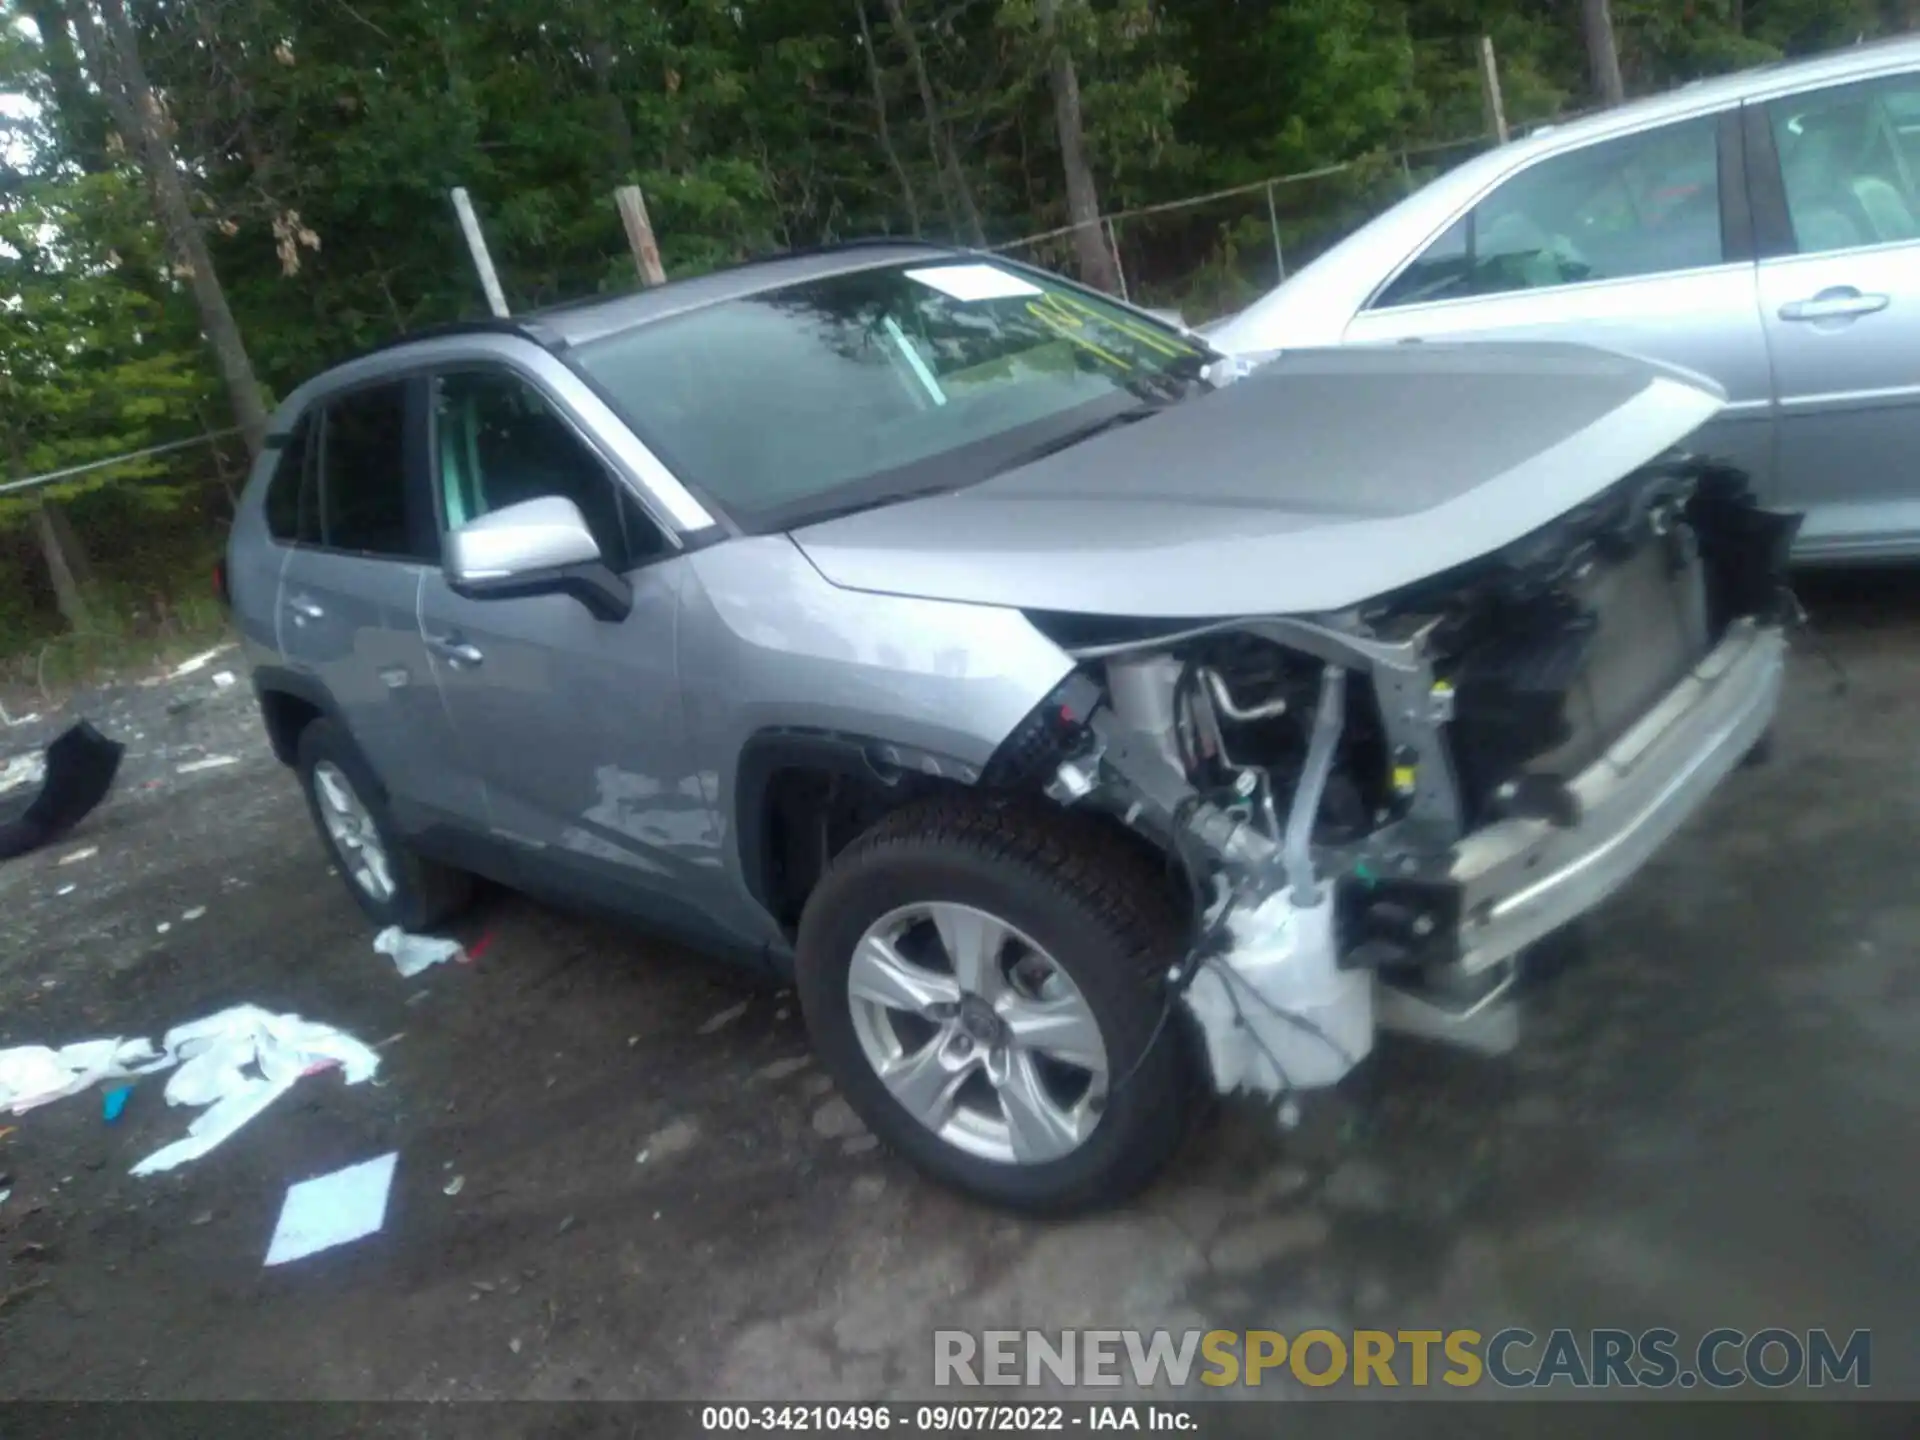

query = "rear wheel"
[796,797,1189,1213]
[296,718,473,931]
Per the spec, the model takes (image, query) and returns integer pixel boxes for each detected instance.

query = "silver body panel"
[1207,36,1920,564]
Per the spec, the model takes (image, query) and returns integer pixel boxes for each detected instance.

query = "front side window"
[1770,72,1920,254]
[571,260,1208,529]
[318,383,422,558]
[433,370,664,570]
[1376,114,1724,308]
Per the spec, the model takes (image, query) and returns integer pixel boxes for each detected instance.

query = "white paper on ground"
[176,755,240,774]
[905,263,1043,303]
[264,1153,398,1266]
[170,644,232,679]
[0,1037,171,1114]
[373,926,464,978]
[129,1005,381,1176]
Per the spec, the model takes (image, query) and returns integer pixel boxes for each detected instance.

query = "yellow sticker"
[1392,765,1418,793]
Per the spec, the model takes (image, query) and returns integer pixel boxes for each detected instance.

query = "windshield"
[571,259,1209,530]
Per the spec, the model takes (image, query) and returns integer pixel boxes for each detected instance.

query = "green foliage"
[0,0,1908,667]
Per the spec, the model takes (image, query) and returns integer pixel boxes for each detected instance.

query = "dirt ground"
[0,578,1915,1405]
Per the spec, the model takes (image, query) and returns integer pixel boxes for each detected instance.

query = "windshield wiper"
[992,403,1171,475]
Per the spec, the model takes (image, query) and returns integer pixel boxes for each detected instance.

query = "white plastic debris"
[57,846,98,866]
[170,645,231,679]
[443,1174,465,1197]
[698,1000,749,1035]
[264,1153,397,1266]
[56,884,76,897]
[211,671,237,689]
[0,1037,171,1114]
[129,1005,380,1177]
[182,906,207,922]
[176,755,239,775]
[0,752,45,796]
[373,926,465,978]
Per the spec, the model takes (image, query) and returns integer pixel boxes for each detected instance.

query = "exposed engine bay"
[993,459,1800,1107]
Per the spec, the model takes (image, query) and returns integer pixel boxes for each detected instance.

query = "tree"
[70,0,270,458]
[1037,0,1119,291]
[881,0,986,244]
[1582,0,1628,105]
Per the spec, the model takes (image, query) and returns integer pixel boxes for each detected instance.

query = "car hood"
[789,342,1726,621]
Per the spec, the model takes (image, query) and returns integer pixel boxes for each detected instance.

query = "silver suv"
[229,242,1795,1212]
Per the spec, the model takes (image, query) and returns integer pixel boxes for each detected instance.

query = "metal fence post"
[1266,181,1286,283]
[450,187,509,318]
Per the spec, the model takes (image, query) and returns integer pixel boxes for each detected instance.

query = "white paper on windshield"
[905,264,1042,303]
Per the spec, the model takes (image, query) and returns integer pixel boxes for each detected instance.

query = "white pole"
[450,187,509,318]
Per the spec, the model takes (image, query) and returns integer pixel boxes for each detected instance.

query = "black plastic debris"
[0,721,125,862]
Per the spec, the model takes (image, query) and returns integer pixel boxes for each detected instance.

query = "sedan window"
[1770,73,1920,254]
[1376,114,1724,308]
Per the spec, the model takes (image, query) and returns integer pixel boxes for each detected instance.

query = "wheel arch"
[252,665,342,769]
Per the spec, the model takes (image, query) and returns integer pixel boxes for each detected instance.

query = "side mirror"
[444,495,632,622]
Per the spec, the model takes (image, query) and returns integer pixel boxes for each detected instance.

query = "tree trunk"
[34,502,92,632]
[880,0,984,245]
[1037,0,1119,293]
[585,29,637,179]
[854,0,920,235]
[74,0,270,460]
[25,0,112,172]
[1580,0,1626,107]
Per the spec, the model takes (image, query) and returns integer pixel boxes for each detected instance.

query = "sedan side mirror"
[444,495,632,622]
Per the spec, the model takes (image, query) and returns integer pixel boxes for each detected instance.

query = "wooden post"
[1265,181,1286,282]
[615,185,667,287]
[1104,218,1129,303]
[1479,36,1510,145]
[450,187,509,317]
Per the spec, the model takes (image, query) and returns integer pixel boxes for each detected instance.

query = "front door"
[415,365,723,932]
[1753,68,1920,558]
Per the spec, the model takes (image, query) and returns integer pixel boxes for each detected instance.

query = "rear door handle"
[284,594,325,624]
[1778,288,1890,322]
[427,633,484,668]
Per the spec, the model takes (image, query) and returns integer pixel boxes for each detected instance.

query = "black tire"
[295,717,473,931]
[795,795,1189,1214]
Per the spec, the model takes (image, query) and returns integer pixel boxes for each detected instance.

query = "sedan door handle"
[284,595,325,624]
[1778,288,1890,322]
[427,634,484,668]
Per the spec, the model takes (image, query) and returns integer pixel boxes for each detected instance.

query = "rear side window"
[317,383,423,559]
[1375,114,1724,308]
[263,415,314,543]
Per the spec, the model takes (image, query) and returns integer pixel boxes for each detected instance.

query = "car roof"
[1494,32,1920,165]
[363,239,964,363]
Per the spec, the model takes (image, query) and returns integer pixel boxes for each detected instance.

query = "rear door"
[277,378,481,833]
[1748,67,1920,557]
[415,364,723,935]
[1345,109,1776,488]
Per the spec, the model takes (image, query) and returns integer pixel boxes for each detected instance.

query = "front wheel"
[795,797,1189,1214]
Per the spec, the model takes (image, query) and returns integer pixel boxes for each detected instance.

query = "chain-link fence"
[989,129,1500,326]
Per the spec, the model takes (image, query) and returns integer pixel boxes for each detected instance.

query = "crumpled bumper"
[1446,617,1786,974]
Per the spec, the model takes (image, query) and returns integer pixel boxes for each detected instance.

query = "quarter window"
[432,370,665,571]
[263,414,315,544]
[1376,114,1724,308]
[1769,73,1920,254]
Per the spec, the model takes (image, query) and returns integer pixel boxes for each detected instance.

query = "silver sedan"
[1209,34,1920,563]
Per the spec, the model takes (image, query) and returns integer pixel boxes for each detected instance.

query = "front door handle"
[1778,287,1890,322]
[427,633,484,668]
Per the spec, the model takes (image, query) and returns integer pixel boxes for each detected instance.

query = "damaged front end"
[989,460,1799,1105]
